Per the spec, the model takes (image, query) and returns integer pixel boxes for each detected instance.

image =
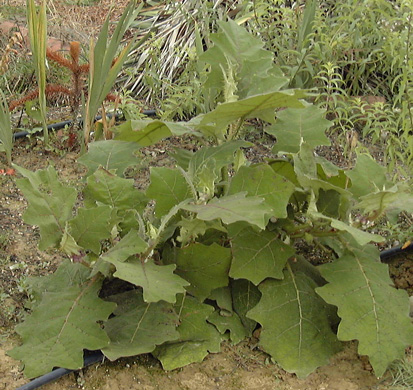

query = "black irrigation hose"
[12,109,157,140]
[380,242,413,263]
[15,351,104,390]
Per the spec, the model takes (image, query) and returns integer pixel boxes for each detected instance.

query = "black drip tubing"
[15,351,104,390]
[379,242,413,263]
[12,109,157,140]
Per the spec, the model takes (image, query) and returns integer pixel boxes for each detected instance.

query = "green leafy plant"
[9,20,413,381]
[84,0,142,144]
[26,0,48,145]
[0,90,12,164]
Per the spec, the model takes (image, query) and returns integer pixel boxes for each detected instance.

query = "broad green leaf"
[146,167,191,218]
[316,189,342,218]
[228,164,295,218]
[60,229,82,255]
[14,165,77,250]
[68,205,114,254]
[84,167,147,212]
[183,193,273,230]
[358,187,400,217]
[309,210,384,245]
[78,140,141,177]
[114,119,196,145]
[268,159,299,186]
[197,90,306,140]
[9,278,115,378]
[101,229,148,263]
[247,267,341,378]
[103,257,188,303]
[209,287,233,315]
[188,141,251,180]
[103,290,179,360]
[176,217,226,246]
[200,20,288,99]
[231,279,261,335]
[268,105,332,154]
[293,143,351,196]
[345,153,393,199]
[230,227,295,285]
[27,260,91,308]
[154,295,221,370]
[316,245,413,377]
[207,310,248,345]
[171,243,231,301]
[170,147,193,170]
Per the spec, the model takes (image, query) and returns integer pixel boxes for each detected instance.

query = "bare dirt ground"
[0,1,412,389]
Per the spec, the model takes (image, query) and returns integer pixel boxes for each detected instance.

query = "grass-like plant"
[26,0,48,145]
[0,90,12,165]
[83,0,141,144]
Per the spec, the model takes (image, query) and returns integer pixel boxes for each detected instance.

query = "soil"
[1,1,412,389]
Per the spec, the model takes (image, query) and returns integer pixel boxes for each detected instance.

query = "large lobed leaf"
[200,19,288,99]
[228,164,295,219]
[248,266,341,378]
[268,105,332,154]
[14,165,77,250]
[114,119,197,145]
[183,193,273,230]
[78,140,141,177]
[84,167,147,212]
[167,242,231,301]
[9,276,115,378]
[146,167,192,218]
[153,295,221,370]
[103,290,179,360]
[230,226,295,285]
[197,90,307,140]
[68,205,115,254]
[103,257,189,303]
[316,245,413,377]
[345,153,393,199]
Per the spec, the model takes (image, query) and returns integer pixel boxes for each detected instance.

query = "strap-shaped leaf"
[228,164,295,218]
[78,140,141,177]
[103,257,189,303]
[183,193,272,230]
[247,266,341,378]
[230,226,295,285]
[103,290,179,360]
[14,165,77,250]
[154,295,221,370]
[316,245,413,377]
[9,278,115,378]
